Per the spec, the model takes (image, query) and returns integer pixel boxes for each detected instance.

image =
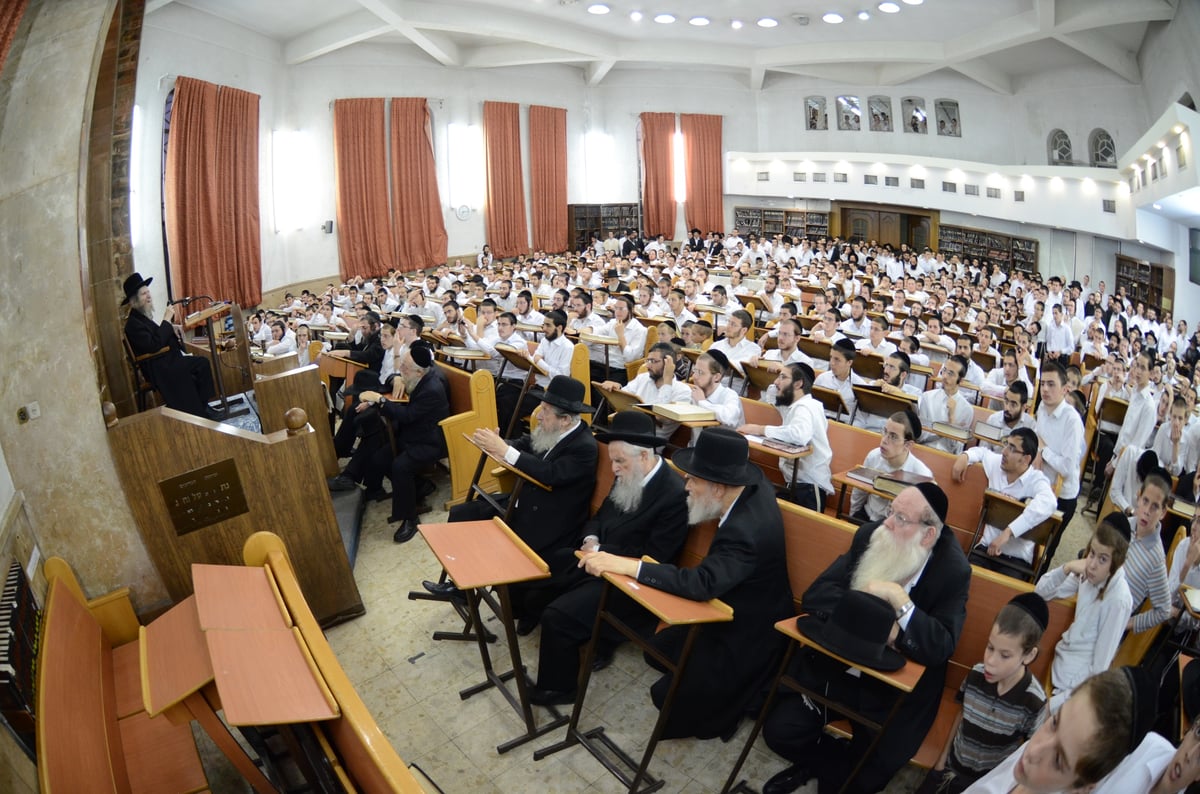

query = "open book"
[873,469,935,497]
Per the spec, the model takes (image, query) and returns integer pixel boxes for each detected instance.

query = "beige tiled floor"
[199,475,1100,793]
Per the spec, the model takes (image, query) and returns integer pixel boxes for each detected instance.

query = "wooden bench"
[741,397,787,488]
[243,532,428,792]
[37,559,210,793]
[436,361,502,506]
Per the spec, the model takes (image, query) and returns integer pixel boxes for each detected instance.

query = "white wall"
[134,2,1191,303]
[1140,0,1200,119]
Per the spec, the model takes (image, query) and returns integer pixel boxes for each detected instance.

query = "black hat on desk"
[796,590,906,672]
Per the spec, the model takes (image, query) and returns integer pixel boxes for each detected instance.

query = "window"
[1014,190,1025,202]
[793,172,807,182]
[834,172,848,183]
[756,171,769,181]
[1102,199,1116,213]
[964,184,979,196]
[986,187,1001,199]
[812,172,827,182]
[1178,145,1187,169]
[852,219,869,239]
[910,177,925,189]
[1088,129,1116,168]
[1048,129,1073,165]
[942,181,957,193]
[864,174,878,185]
[885,176,899,187]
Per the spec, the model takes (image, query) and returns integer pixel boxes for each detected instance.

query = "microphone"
[169,297,193,305]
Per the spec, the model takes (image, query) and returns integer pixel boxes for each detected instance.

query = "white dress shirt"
[964,447,1057,562]
[1035,400,1085,500]
[766,394,832,491]
[850,448,933,521]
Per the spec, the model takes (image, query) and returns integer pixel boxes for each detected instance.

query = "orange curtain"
[639,112,676,240]
[0,0,28,79]
[333,98,396,280]
[529,105,567,253]
[680,114,724,236]
[164,76,263,307]
[482,101,529,258]
[390,98,447,272]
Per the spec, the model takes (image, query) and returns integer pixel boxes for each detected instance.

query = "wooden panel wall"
[255,364,338,477]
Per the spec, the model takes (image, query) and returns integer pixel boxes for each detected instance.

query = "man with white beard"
[527,412,689,701]
[575,428,793,740]
[761,483,971,794]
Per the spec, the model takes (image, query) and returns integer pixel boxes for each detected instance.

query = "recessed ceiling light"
[1173,124,1185,133]
[653,13,675,23]
[902,0,923,4]
[689,15,710,25]
[629,10,643,21]
[822,12,844,23]
[857,10,870,20]
[1158,140,1168,149]
[878,2,900,12]
[757,17,779,27]
[730,18,743,29]
[1153,203,1163,210]
[587,3,610,14]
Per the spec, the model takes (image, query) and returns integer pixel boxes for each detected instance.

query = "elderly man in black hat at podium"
[424,375,599,599]
[761,482,971,794]
[525,410,689,702]
[121,272,216,418]
[577,427,792,740]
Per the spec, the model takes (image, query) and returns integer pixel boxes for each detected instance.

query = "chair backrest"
[909,443,989,550]
[569,342,593,425]
[590,441,615,516]
[741,397,786,486]
[779,502,856,612]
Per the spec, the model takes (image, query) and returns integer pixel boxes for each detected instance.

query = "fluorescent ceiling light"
[587,3,610,14]
[857,10,870,20]
[689,16,709,25]
[730,19,743,29]
[757,17,779,27]
[878,2,900,12]
[630,10,643,21]
[654,13,675,23]
[1153,203,1163,209]
[822,12,844,23]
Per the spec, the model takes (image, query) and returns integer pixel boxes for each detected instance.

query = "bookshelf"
[1115,254,1174,315]
[936,224,1039,275]
[732,205,830,240]
[567,203,641,252]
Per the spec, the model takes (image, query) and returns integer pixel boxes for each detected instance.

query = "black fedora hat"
[121,272,152,305]
[671,427,758,486]
[796,590,906,672]
[595,410,666,448]
[530,375,595,414]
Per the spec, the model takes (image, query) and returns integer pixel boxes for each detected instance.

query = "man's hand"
[472,427,509,459]
[862,580,907,611]
[988,527,1014,557]
[579,551,640,578]
[163,304,176,324]
[327,349,349,359]
[738,423,766,436]
[689,385,706,403]
[951,453,969,483]
[599,380,621,392]
[1062,557,1088,577]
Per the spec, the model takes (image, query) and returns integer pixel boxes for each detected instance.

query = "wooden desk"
[418,518,566,753]
[436,345,490,371]
[721,617,924,794]
[743,434,813,483]
[317,352,368,381]
[535,556,732,792]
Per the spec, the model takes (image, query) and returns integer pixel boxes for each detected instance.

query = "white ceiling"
[147,0,1176,93]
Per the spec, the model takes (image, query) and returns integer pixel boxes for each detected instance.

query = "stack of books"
[0,558,39,759]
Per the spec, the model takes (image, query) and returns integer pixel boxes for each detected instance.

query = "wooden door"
[879,211,901,247]
[843,209,877,243]
[908,215,931,250]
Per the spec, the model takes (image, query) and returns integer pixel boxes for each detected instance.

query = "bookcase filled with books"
[1115,254,1174,316]
[936,224,1039,275]
[567,203,641,252]
[732,205,830,240]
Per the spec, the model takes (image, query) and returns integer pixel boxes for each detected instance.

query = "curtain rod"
[327,97,445,110]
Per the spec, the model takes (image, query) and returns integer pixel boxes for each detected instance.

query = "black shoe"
[417,477,437,498]
[591,651,613,672]
[415,501,432,515]
[393,520,419,544]
[423,580,465,604]
[516,616,539,636]
[205,407,224,421]
[363,489,390,503]
[327,475,357,491]
[528,687,577,707]
[762,764,812,794]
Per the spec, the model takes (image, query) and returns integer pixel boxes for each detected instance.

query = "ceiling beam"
[949,58,1014,95]
[463,43,590,69]
[1036,0,1057,30]
[749,65,765,92]
[284,10,392,64]
[144,0,175,13]
[357,0,461,66]
[754,40,936,68]
[585,60,615,86]
[1054,29,1141,82]
[401,0,616,61]
[1053,0,1175,32]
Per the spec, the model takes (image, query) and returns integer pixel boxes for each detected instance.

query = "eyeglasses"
[885,505,928,529]
[1001,442,1028,456]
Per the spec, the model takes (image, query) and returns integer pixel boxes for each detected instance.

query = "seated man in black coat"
[760,482,971,794]
[577,428,793,740]
[329,342,449,543]
[526,411,689,701]
[424,375,598,597]
[121,272,216,418]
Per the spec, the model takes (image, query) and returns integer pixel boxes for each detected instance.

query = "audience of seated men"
[761,482,970,794]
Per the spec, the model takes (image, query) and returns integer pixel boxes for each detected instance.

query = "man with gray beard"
[121,272,216,418]
[527,412,688,699]
[761,483,970,794]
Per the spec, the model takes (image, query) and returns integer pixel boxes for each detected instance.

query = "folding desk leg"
[720,642,798,794]
[627,624,701,793]
[184,691,275,794]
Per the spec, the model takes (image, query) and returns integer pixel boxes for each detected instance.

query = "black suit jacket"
[584,460,688,563]
[124,310,206,414]
[637,469,793,738]
[380,369,449,460]
[508,422,598,557]
[335,331,384,372]
[801,520,970,758]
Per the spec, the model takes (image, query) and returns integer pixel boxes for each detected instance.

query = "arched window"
[1181,92,1196,111]
[1048,129,1073,165]
[1089,129,1116,167]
